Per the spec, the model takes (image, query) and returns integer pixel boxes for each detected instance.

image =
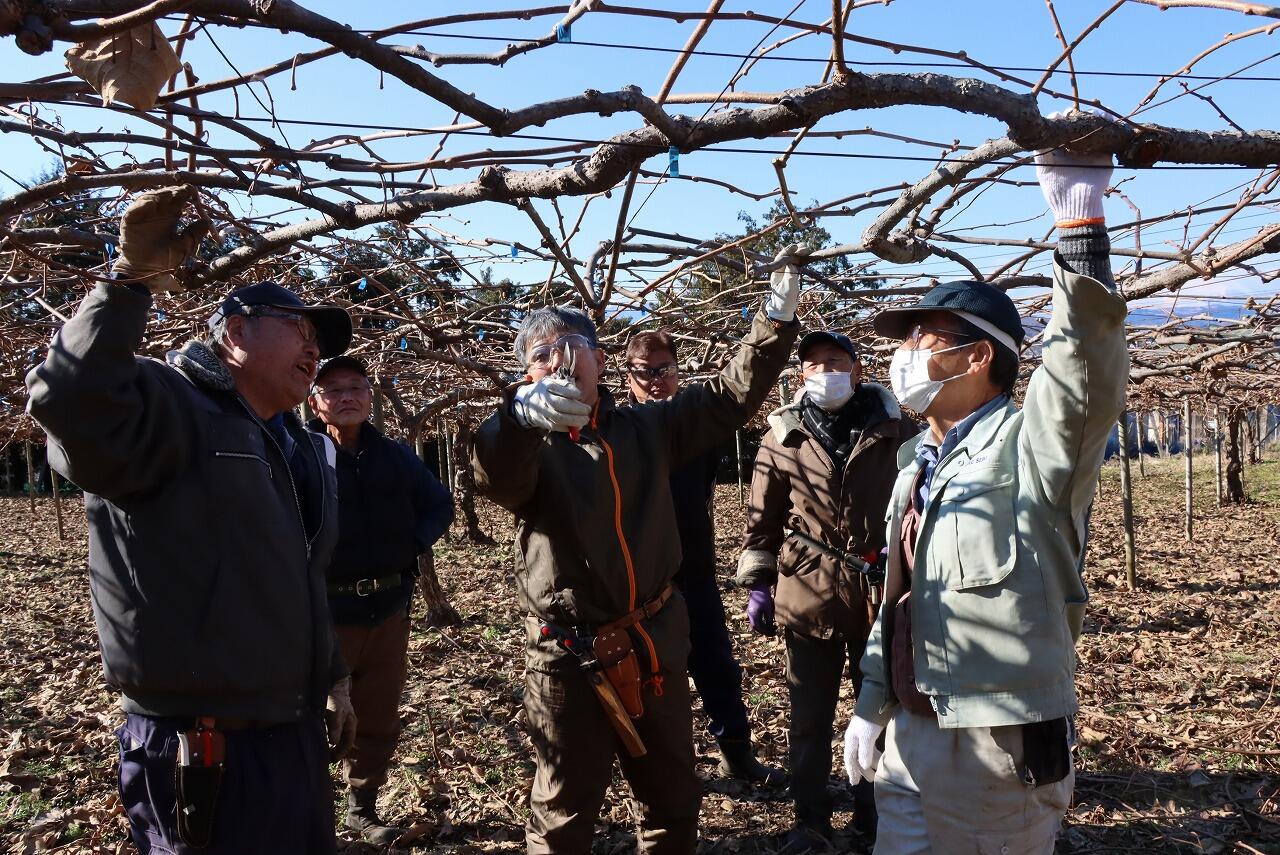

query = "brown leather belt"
[596,583,674,635]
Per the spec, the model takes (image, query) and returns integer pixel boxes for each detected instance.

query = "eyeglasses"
[626,363,677,381]
[314,383,372,400]
[527,333,595,368]
[905,324,975,348]
[248,307,318,345]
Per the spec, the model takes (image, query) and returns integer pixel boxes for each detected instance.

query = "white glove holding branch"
[843,715,885,785]
[513,377,591,433]
[1035,107,1114,226]
[765,242,809,322]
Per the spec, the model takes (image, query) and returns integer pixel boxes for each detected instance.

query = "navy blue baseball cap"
[314,354,368,385]
[873,280,1024,357]
[208,282,352,358]
[798,330,858,361]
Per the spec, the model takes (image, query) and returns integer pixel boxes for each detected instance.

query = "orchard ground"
[1,452,1277,854]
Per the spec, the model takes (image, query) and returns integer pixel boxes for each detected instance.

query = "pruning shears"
[553,340,581,442]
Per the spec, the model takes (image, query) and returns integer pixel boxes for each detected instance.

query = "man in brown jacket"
[737,331,916,850]
[470,254,801,855]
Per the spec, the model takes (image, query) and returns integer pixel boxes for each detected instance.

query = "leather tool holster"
[593,628,644,719]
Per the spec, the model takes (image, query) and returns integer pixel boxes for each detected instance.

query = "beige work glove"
[325,676,358,762]
[111,185,208,293]
[1035,107,1114,228]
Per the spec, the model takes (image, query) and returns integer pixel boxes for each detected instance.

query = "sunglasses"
[626,363,677,381]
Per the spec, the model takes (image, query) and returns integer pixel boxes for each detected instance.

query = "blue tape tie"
[157,310,166,321]
[477,329,486,341]
[741,306,750,319]
[105,242,115,258]
[556,22,571,43]
[511,245,518,258]
[668,146,680,178]
[358,277,368,292]
[400,336,408,350]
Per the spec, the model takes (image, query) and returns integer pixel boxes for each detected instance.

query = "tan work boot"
[346,788,402,846]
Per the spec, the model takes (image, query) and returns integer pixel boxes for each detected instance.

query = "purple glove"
[746,585,776,636]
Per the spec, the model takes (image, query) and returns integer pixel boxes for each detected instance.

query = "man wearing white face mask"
[841,123,1129,854]
[738,331,915,851]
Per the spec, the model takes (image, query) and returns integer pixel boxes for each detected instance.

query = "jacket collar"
[166,339,235,393]
[896,396,1016,471]
[766,382,900,444]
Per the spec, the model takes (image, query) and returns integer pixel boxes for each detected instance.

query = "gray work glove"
[1035,108,1114,227]
[765,242,809,322]
[512,376,591,433]
[111,185,207,293]
[325,676,358,762]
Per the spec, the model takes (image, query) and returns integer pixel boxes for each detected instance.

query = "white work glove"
[765,242,808,322]
[112,185,208,293]
[512,376,591,433]
[1035,108,1114,226]
[325,676,358,762]
[843,715,885,785]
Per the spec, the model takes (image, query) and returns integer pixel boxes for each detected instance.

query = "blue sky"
[2,0,1278,323]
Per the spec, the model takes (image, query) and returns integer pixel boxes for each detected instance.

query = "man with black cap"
[736,329,915,850]
[306,355,453,844]
[26,187,357,854]
[841,124,1129,853]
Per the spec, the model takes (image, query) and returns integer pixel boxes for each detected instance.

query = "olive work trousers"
[334,609,412,792]
[523,665,701,855]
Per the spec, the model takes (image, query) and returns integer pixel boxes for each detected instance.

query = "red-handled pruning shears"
[553,340,582,442]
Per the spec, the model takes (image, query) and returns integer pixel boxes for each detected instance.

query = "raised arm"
[1020,123,1129,518]
[25,188,205,500]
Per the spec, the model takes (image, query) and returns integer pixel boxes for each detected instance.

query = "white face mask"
[803,371,855,411]
[889,343,971,413]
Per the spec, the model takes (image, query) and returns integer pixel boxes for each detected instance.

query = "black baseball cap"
[798,330,858,362]
[314,355,368,386]
[208,282,352,358]
[872,279,1024,357]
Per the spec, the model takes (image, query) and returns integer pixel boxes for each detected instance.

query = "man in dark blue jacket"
[26,187,355,854]
[308,355,454,844]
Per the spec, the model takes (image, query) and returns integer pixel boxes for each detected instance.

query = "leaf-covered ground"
[1,453,1277,854]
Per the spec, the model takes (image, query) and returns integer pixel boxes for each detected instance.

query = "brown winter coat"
[472,310,797,675]
[736,383,918,640]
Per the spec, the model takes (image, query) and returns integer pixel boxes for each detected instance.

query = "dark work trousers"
[524,664,701,855]
[784,628,875,830]
[674,565,751,741]
[334,608,411,792]
[116,713,335,855]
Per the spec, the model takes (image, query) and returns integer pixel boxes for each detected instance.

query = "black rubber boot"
[346,788,402,846]
[716,737,787,786]
[850,777,878,841]
[784,821,833,853]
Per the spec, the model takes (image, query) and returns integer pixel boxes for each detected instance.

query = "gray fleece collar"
[166,340,236,393]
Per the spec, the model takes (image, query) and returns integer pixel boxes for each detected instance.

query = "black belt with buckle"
[327,572,405,597]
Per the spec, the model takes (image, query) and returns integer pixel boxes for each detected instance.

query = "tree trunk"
[1118,412,1137,590]
[25,440,36,513]
[416,550,462,628]
[1224,408,1246,504]
[1137,410,1146,478]
[1184,399,1194,542]
[451,419,493,546]
[1214,406,1224,506]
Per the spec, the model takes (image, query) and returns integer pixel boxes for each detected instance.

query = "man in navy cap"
[841,124,1129,853]
[26,187,356,854]
[737,329,915,850]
